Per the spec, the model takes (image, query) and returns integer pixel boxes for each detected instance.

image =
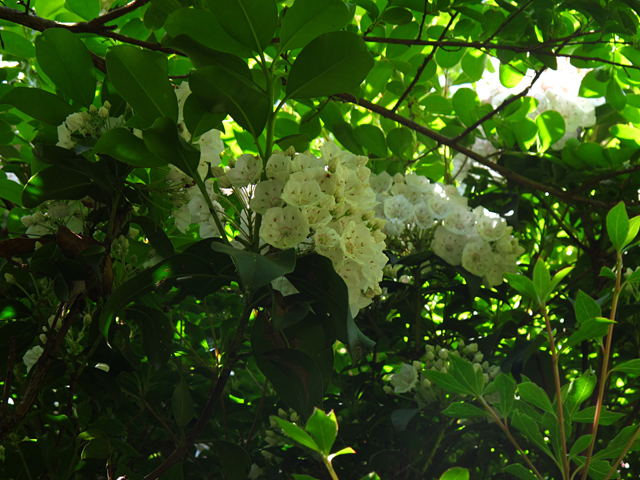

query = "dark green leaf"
[511,410,553,457]
[451,88,480,126]
[131,216,175,259]
[572,406,624,426]
[305,408,338,456]
[0,30,35,58]
[205,0,277,53]
[381,7,413,24]
[0,178,22,205]
[518,381,554,415]
[495,373,516,418]
[574,290,602,324]
[532,258,551,305]
[461,50,486,82]
[565,317,614,348]
[272,416,320,452]
[504,273,537,300]
[280,0,352,51]
[66,0,100,20]
[353,124,388,157]
[93,128,166,167]
[183,95,225,139]
[35,29,95,108]
[1,87,75,126]
[172,376,194,427]
[22,166,93,208]
[423,369,474,396]
[126,306,174,370]
[612,358,640,375]
[286,31,374,99]
[502,465,538,480]
[143,117,200,176]
[607,201,629,251]
[106,45,178,124]
[569,434,593,460]
[387,127,414,159]
[81,437,111,459]
[209,441,252,480]
[390,408,420,432]
[442,402,490,418]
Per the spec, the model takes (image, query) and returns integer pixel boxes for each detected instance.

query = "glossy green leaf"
[512,117,538,152]
[499,62,525,88]
[511,410,553,457]
[574,290,602,324]
[439,467,469,480]
[606,77,627,111]
[442,402,490,418]
[494,373,516,418]
[1,87,75,126]
[126,306,173,370]
[566,371,596,418]
[612,358,640,375]
[573,406,624,426]
[569,434,593,460]
[305,408,338,456]
[143,117,200,176]
[93,128,166,167]
[381,7,413,24]
[280,0,352,51]
[272,416,320,452]
[518,381,554,415]
[461,50,486,82]
[594,425,639,461]
[449,354,483,396]
[502,464,538,480]
[0,30,35,58]
[565,317,615,349]
[22,166,93,208]
[172,376,194,427]
[452,88,480,126]
[35,29,95,108]
[66,0,100,20]
[106,45,178,124]
[190,65,270,137]
[183,95,225,139]
[436,47,466,69]
[164,8,252,57]
[423,369,475,396]
[535,110,565,152]
[332,121,364,155]
[210,243,295,296]
[387,127,414,159]
[0,178,22,206]
[353,124,388,157]
[206,0,277,53]
[600,266,617,280]
[286,31,374,99]
[532,259,551,305]
[81,437,111,459]
[607,201,629,251]
[504,273,537,300]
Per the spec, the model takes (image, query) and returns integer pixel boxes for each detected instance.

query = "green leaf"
[573,406,624,426]
[131,215,175,260]
[172,376,194,427]
[164,8,252,57]
[600,266,617,280]
[439,467,469,480]
[624,215,640,247]
[518,381,555,415]
[535,110,565,152]
[461,50,486,82]
[143,117,200,176]
[566,371,597,418]
[275,133,311,153]
[381,7,413,24]
[423,369,475,396]
[66,0,100,20]
[353,124,388,157]
[0,178,23,206]
[190,65,270,137]
[606,78,627,111]
[504,273,537,300]
[93,128,166,167]
[280,0,352,51]
[495,373,516,418]
[183,95,225,139]
[452,88,480,126]
[502,464,538,480]
[565,317,614,349]
[449,354,483,396]
[511,410,553,457]
[612,358,640,375]
[607,201,629,251]
[569,434,593,460]
[1,87,75,126]
[305,408,338,456]
[125,306,173,370]
[550,266,573,293]
[22,166,93,208]
[81,437,111,460]
[206,0,277,53]
[0,30,35,58]
[574,290,602,324]
[436,47,465,69]
[272,416,320,452]
[390,408,420,432]
[386,126,414,159]
[533,258,551,305]
[499,62,525,88]
[106,45,178,124]
[286,31,374,100]
[512,117,538,151]
[292,475,320,480]
[594,425,639,461]
[210,243,295,296]
[442,402,490,418]
[35,29,95,108]
[328,447,355,461]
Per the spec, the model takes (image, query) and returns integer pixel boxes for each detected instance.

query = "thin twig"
[392,12,458,113]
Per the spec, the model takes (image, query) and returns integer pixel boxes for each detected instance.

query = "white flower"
[383,194,414,221]
[247,463,264,480]
[431,225,467,266]
[260,206,309,249]
[48,201,70,219]
[443,205,475,236]
[94,363,110,372]
[390,363,419,393]
[196,129,224,178]
[250,179,285,214]
[23,346,44,373]
[475,207,507,241]
[226,154,263,187]
[57,124,74,149]
[461,239,494,277]
[265,152,292,182]
[369,171,393,193]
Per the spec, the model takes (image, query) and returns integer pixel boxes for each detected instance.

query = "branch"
[334,93,612,208]
[392,12,458,113]
[451,67,546,144]
[86,0,151,27]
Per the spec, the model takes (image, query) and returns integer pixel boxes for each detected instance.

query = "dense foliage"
[2,0,640,479]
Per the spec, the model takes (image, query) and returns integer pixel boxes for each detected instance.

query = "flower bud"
[426,351,435,361]
[483,373,489,384]
[89,104,98,114]
[412,361,422,372]
[422,379,431,388]
[4,273,16,285]
[482,361,489,371]
[383,385,394,394]
[473,353,484,363]
[39,333,47,344]
[278,408,287,419]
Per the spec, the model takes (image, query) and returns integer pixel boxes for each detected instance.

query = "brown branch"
[334,92,612,209]
[451,67,546,144]
[392,12,458,113]
[568,164,640,195]
[86,0,151,27]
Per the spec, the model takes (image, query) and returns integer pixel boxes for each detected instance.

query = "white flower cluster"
[57,101,124,150]
[255,143,388,317]
[477,58,599,150]
[370,171,525,287]
[20,200,87,238]
[387,340,500,405]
